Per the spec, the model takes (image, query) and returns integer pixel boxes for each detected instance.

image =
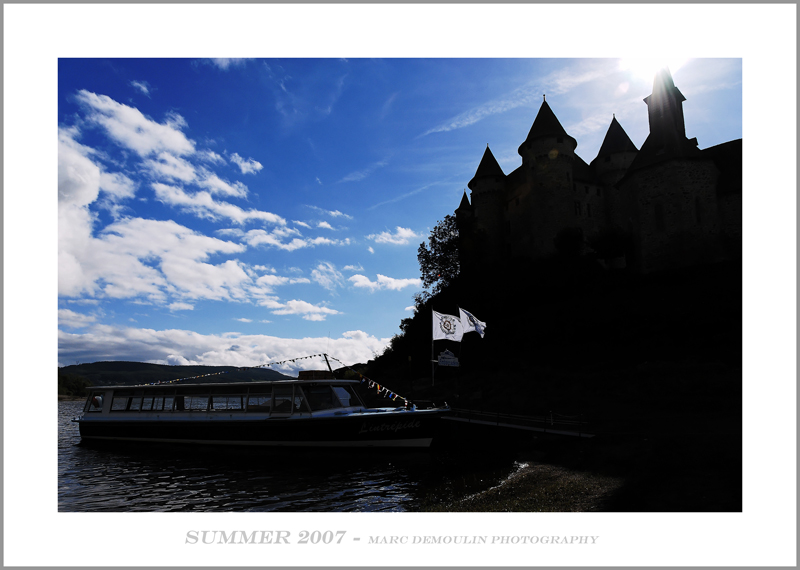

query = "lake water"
[58,400,522,512]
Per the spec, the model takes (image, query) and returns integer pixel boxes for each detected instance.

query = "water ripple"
[59,401,516,512]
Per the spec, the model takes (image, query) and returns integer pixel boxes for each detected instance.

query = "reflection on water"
[58,401,517,512]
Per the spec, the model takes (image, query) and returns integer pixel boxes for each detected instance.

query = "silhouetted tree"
[417,215,459,301]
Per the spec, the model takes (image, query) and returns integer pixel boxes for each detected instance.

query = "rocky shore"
[432,460,624,512]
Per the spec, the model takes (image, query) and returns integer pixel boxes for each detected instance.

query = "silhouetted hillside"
[58,361,292,392]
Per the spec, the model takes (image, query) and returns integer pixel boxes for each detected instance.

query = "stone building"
[455,68,742,274]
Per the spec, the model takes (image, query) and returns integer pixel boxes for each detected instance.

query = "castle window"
[695,196,702,225]
[515,197,520,207]
[584,186,589,194]
[597,188,602,197]
[574,201,581,216]
[587,204,592,218]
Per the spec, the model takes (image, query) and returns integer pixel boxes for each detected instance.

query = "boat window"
[305,385,339,411]
[85,392,105,413]
[247,393,272,412]
[332,386,358,408]
[141,395,157,411]
[128,391,145,411]
[157,395,175,411]
[111,390,133,411]
[272,385,294,414]
[210,395,246,411]
[184,394,210,411]
[293,389,310,413]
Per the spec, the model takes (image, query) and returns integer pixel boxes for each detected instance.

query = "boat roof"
[87,378,361,391]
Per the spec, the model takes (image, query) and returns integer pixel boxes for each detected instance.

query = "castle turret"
[454,191,477,275]
[630,67,702,171]
[516,97,579,257]
[618,68,723,272]
[517,96,577,164]
[591,115,638,186]
[467,145,506,264]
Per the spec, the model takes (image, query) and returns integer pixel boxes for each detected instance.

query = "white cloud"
[368,246,375,254]
[243,228,350,251]
[76,90,195,157]
[306,205,353,220]
[207,58,250,70]
[420,65,605,137]
[264,299,341,321]
[58,309,97,328]
[338,159,389,183]
[130,80,152,97]
[197,170,249,198]
[254,273,311,293]
[197,150,226,165]
[169,302,194,312]
[58,325,388,373]
[311,262,345,291]
[144,152,197,182]
[99,171,137,201]
[152,183,284,225]
[317,221,334,230]
[366,226,420,245]
[235,318,253,323]
[229,152,263,175]
[343,264,363,272]
[58,127,101,207]
[348,274,422,292]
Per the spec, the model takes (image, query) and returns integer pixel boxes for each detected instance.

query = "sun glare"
[618,58,690,84]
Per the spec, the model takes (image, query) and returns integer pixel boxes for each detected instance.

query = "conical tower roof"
[468,145,505,190]
[525,100,570,140]
[456,190,471,211]
[594,115,638,162]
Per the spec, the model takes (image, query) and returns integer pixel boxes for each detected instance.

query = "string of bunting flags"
[134,353,413,407]
[325,355,411,408]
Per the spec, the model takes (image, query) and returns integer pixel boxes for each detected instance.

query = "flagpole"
[431,309,435,386]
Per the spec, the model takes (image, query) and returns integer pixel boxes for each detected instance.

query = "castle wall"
[622,159,724,273]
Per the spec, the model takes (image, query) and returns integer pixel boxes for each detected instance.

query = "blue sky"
[56,57,743,372]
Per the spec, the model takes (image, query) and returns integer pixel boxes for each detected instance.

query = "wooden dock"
[441,408,594,439]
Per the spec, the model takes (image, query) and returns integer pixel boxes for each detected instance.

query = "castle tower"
[631,67,702,170]
[467,145,507,265]
[591,115,639,233]
[454,191,477,276]
[516,97,579,257]
[592,115,638,187]
[619,68,722,272]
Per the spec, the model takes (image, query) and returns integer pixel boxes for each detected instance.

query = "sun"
[618,58,690,84]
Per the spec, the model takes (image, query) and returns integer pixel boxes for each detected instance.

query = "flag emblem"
[438,315,458,336]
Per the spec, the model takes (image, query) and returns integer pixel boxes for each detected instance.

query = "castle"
[455,68,742,274]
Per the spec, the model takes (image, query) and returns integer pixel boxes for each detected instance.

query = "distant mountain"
[59,361,293,388]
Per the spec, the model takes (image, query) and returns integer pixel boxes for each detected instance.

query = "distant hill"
[59,361,293,389]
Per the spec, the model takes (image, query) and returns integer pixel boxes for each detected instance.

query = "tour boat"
[73,378,447,448]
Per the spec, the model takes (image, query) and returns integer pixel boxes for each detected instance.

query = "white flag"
[459,308,486,338]
[432,310,464,341]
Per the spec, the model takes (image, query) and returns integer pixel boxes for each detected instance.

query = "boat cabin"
[82,380,365,418]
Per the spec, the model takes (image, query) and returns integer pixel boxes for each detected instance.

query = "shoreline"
[425,459,624,512]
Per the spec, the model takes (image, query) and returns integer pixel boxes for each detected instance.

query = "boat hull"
[77,410,443,448]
